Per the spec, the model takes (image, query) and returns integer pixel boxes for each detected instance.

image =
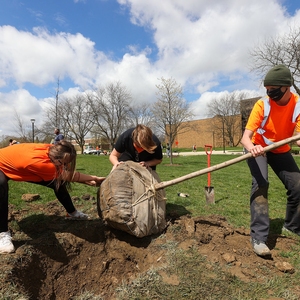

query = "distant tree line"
[5,26,300,157]
[6,78,194,164]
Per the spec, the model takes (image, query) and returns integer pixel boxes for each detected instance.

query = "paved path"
[167,150,244,156]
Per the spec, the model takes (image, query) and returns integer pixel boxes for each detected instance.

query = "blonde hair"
[132,124,157,153]
[48,140,77,190]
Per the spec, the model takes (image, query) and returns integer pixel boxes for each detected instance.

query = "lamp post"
[216,114,226,153]
[30,119,35,143]
[222,119,225,153]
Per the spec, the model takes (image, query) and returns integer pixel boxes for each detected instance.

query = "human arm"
[109,148,123,171]
[241,129,265,157]
[64,171,105,187]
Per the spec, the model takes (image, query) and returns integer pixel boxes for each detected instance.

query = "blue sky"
[0,0,300,137]
[0,1,150,59]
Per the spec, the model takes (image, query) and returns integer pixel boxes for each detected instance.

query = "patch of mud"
[0,201,298,299]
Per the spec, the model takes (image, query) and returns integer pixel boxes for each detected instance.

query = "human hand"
[85,176,106,187]
[139,161,149,168]
[249,145,265,157]
[112,161,123,171]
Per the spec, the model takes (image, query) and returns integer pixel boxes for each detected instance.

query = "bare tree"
[250,26,300,94]
[87,82,132,149]
[54,78,60,128]
[128,103,155,128]
[12,109,29,141]
[207,91,250,150]
[39,78,70,143]
[152,77,193,164]
[60,95,95,153]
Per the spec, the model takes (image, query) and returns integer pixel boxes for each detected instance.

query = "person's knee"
[252,184,269,199]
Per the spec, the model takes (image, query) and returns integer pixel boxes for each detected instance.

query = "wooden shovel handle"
[154,135,300,191]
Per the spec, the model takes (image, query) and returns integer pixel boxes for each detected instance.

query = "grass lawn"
[8,152,289,233]
[6,152,300,300]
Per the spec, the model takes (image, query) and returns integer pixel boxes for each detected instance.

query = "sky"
[0,0,300,137]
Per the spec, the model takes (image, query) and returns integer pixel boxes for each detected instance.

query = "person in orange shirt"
[0,140,105,254]
[241,64,300,256]
[109,124,163,171]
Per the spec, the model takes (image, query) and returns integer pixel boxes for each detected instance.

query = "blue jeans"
[247,151,300,241]
[0,170,76,232]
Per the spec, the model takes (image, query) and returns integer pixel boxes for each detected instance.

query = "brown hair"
[48,140,77,190]
[132,124,157,153]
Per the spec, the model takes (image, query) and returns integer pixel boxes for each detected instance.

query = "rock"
[21,193,40,202]
[81,194,95,201]
[184,218,195,236]
[82,194,92,200]
[222,253,236,264]
[275,261,295,274]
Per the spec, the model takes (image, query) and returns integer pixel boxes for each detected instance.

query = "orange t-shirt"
[0,143,57,181]
[246,93,300,153]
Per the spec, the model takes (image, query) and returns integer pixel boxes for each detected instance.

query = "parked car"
[83,146,99,155]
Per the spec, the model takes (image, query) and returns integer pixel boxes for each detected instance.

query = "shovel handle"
[205,144,212,186]
[154,134,300,191]
[205,144,213,155]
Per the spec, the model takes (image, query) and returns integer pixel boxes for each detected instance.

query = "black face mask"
[266,87,287,101]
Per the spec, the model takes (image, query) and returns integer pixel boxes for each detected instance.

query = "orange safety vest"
[257,95,300,145]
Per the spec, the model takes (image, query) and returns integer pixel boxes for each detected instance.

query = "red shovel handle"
[205,144,212,155]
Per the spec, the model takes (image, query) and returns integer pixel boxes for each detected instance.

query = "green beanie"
[263,64,292,87]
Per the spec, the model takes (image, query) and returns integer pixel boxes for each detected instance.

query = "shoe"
[282,226,300,236]
[65,210,89,220]
[0,231,15,254]
[282,226,292,234]
[250,237,271,256]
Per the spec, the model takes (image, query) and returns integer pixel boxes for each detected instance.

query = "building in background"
[170,97,261,150]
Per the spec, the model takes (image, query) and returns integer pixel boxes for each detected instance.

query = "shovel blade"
[205,186,215,204]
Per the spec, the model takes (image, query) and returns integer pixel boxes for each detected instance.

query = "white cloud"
[0,26,103,89]
[1,0,300,137]
[190,89,262,120]
[0,89,43,135]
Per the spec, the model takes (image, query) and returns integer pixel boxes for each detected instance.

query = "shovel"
[204,144,214,204]
[153,135,300,192]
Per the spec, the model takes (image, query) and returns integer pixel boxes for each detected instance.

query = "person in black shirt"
[109,124,162,171]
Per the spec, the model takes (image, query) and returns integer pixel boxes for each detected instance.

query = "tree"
[207,91,250,150]
[12,109,30,142]
[87,82,132,149]
[60,95,95,153]
[53,77,60,128]
[39,78,69,143]
[152,77,193,164]
[128,103,156,128]
[11,109,44,142]
[250,26,300,94]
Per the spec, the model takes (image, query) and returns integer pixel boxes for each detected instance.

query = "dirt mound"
[0,200,298,299]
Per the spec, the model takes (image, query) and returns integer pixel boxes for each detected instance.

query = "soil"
[0,199,299,300]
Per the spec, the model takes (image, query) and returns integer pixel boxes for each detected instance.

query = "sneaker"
[282,226,300,236]
[0,231,15,254]
[250,237,271,256]
[65,210,89,220]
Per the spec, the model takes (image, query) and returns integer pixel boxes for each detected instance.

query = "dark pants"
[247,151,300,241]
[0,170,76,232]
